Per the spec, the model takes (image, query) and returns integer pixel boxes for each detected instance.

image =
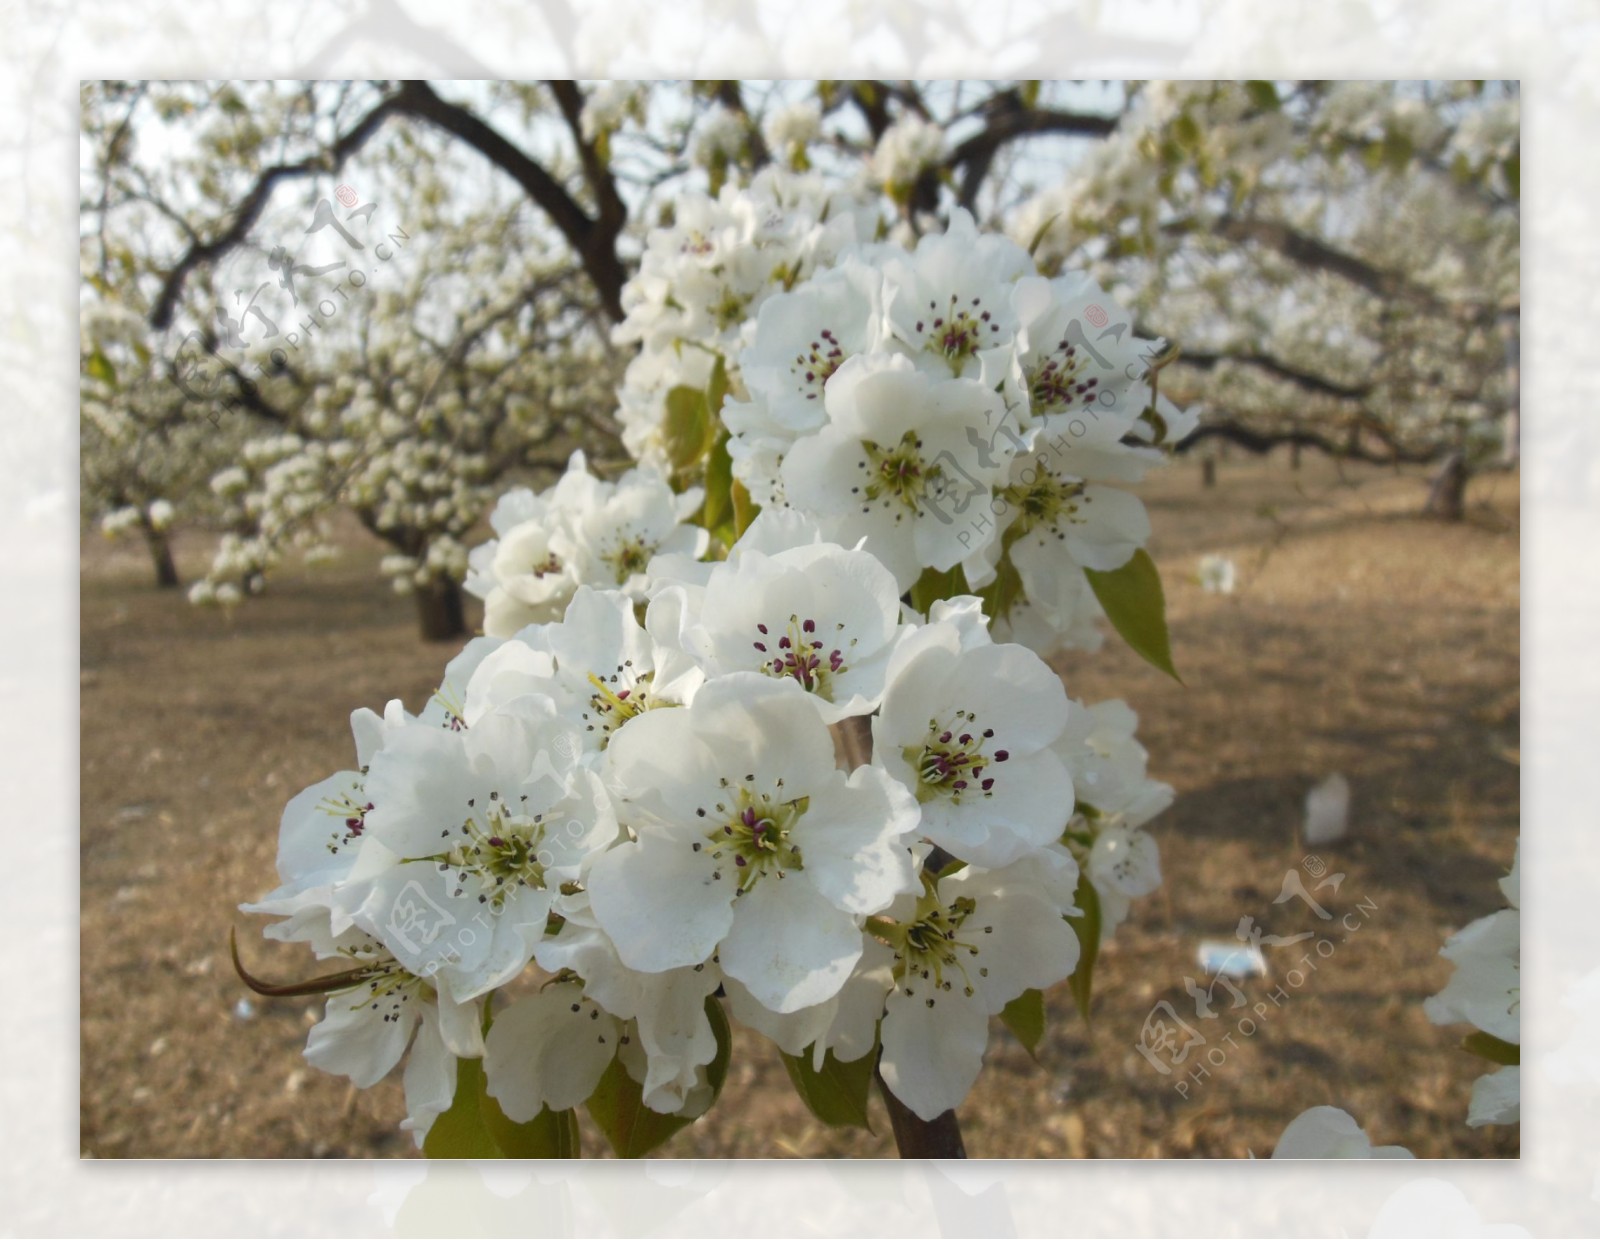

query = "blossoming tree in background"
[1018,80,1520,517]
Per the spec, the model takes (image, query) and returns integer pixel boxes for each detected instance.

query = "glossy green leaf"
[731,479,757,540]
[86,350,115,386]
[780,1043,877,1131]
[1172,111,1201,152]
[480,1089,582,1158]
[588,996,732,1158]
[1000,989,1046,1061]
[977,552,1024,625]
[423,1057,504,1159]
[1066,871,1102,1024]
[662,384,711,473]
[1084,549,1181,682]
[707,353,730,424]
[1462,1030,1520,1067]
[702,429,734,532]
[1245,80,1279,111]
[908,563,969,615]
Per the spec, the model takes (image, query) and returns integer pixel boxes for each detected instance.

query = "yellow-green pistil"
[858,430,941,513]
[1000,471,1087,540]
[913,292,1003,374]
[604,536,653,583]
[871,877,994,1006]
[696,783,809,892]
[423,793,551,911]
[905,708,1008,804]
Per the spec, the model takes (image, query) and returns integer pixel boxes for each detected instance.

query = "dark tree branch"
[394,80,628,322]
[1175,417,1444,465]
[946,91,1119,212]
[150,87,407,329]
[1175,350,1373,402]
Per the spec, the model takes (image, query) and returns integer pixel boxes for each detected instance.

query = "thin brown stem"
[875,1065,968,1158]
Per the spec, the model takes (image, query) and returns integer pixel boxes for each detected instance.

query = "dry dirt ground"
[80,453,1520,1159]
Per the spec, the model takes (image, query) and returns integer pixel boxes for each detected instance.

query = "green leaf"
[480,1090,582,1158]
[1382,130,1414,174]
[707,353,730,424]
[1462,1030,1520,1067]
[976,551,1024,625]
[1000,989,1046,1061]
[1065,871,1102,1024]
[1244,80,1279,111]
[1083,549,1181,682]
[731,479,757,539]
[779,1043,877,1130]
[702,429,734,532]
[1172,111,1201,152]
[908,563,969,615]
[423,1057,504,1159]
[86,350,115,386]
[588,996,732,1157]
[662,384,712,474]
[1501,153,1519,199]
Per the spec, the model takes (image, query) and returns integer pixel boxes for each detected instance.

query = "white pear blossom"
[781,352,1014,588]
[1424,850,1520,1045]
[352,695,619,1002]
[876,850,1081,1121]
[483,979,623,1117]
[763,100,822,166]
[879,209,1030,382]
[535,898,725,1113]
[465,451,706,638]
[874,611,1074,868]
[464,585,691,765]
[654,538,909,724]
[870,114,946,199]
[586,675,920,1012]
[1426,841,1520,1127]
[1054,698,1173,941]
[1270,1106,1413,1159]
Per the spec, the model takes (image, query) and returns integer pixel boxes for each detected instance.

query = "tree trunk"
[1424,450,1469,521]
[414,575,467,642]
[145,526,180,589]
[1201,457,1216,489]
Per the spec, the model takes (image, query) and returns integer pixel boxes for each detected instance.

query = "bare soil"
[79,453,1520,1158]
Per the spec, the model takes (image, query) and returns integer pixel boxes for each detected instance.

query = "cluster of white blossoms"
[99,498,173,536]
[242,176,1191,1155]
[612,168,883,468]
[242,504,1175,1143]
[617,173,1193,661]
[463,450,708,638]
[1425,840,1521,1127]
[869,114,946,203]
